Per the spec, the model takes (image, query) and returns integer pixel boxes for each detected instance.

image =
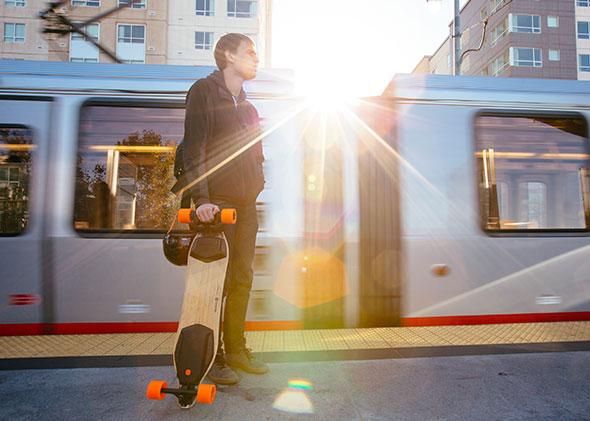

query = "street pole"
[427,0,461,75]
[453,0,461,75]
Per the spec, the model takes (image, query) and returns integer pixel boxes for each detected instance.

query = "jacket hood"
[208,70,247,102]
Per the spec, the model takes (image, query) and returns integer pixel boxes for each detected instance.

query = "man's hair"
[214,33,253,70]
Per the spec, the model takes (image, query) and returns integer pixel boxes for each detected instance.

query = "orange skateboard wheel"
[196,383,216,404]
[178,208,192,224]
[220,208,237,225]
[146,380,168,400]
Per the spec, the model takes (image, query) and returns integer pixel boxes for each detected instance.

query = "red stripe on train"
[0,320,303,336]
[9,294,41,306]
[0,313,588,336]
[402,312,590,327]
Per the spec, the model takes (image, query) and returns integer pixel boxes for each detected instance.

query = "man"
[181,33,268,385]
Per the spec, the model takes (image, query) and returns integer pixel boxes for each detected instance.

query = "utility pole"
[453,0,461,75]
[427,0,461,75]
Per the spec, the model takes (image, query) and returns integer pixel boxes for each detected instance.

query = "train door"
[353,97,402,327]
[50,99,187,332]
[0,97,52,334]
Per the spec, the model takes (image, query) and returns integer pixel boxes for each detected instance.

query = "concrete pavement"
[1,351,589,420]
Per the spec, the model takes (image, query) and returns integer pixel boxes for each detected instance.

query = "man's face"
[228,40,259,80]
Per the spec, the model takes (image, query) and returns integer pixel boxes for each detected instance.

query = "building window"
[119,0,146,8]
[70,23,99,62]
[475,113,590,232]
[460,27,470,50]
[491,50,510,76]
[578,21,590,40]
[580,54,590,72]
[72,0,100,6]
[118,25,145,44]
[462,56,471,73]
[117,24,145,63]
[74,104,185,231]
[491,17,508,46]
[547,16,559,28]
[509,14,541,33]
[510,47,542,67]
[577,0,590,7]
[196,0,214,16]
[71,23,99,42]
[195,31,214,50]
[548,50,560,61]
[480,7,488,21]
[3,23,25,43]
[5,0,26,6]
[0,126,33,235]
[227,0,257,18]
[489,0,508,14]
[70,58,99,63]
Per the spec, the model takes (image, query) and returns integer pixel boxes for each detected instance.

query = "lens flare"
[273,379,315,414]
[288,379,314,391]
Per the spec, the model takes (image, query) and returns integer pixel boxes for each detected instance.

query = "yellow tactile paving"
[259,330,283,352]
[320,329,352,349]
[1,321,589,359]
[150,334,175,355]
[303,329,330,351]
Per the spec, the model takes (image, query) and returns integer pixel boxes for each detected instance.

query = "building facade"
[1,0,51,61]
[167,0,272,67]
[1,0,271,66]
[417,0,590,80]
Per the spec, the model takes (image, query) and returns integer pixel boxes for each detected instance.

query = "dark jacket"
[180,70,265,207]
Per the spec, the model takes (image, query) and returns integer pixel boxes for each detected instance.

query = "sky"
[271,0,469,97]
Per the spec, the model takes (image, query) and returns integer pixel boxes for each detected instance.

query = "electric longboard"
[147,207,236,409]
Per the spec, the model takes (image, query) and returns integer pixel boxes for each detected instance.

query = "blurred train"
[1,60,589,336]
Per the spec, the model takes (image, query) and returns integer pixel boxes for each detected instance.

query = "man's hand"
[196,203,220,223]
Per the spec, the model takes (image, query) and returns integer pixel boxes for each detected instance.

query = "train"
[1,59,589,335]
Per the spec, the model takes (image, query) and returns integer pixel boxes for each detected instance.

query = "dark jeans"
[212,200,258,355]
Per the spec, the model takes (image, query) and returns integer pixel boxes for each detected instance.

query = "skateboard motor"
[163,232,195,266]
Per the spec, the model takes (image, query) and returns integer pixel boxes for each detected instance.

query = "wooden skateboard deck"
[147,208,236,408]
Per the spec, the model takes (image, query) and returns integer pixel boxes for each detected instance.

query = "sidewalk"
[1,351,589,420]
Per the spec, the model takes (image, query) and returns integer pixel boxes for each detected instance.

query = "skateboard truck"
[147,380,216,408]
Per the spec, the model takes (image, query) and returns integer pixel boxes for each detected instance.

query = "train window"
[74,103,184,232]
[256,201,267,232]
[475,113,590,233]
[0,126,34,235]
[253,245,271,275]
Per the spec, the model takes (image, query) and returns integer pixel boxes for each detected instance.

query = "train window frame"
[73,97,187,238]
[472,109,590,237]
[0,123,35,237]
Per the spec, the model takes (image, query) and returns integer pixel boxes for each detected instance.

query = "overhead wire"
[460,0,514,62]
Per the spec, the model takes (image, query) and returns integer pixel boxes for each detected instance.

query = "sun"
[293,65,360,110]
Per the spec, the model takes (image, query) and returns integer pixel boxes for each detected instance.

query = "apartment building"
[1,0,51,61]
[417,0,590,80]
[1,0,271,66]
[167,0,272,67]
[0,0,167,63]
[579,0,590,80]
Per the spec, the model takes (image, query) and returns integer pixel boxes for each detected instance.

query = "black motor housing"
[175,324,215,385]
[163,232,195,266]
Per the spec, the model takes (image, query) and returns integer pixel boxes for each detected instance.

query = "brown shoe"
[206,360,240,385]
[225,348,269,374]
